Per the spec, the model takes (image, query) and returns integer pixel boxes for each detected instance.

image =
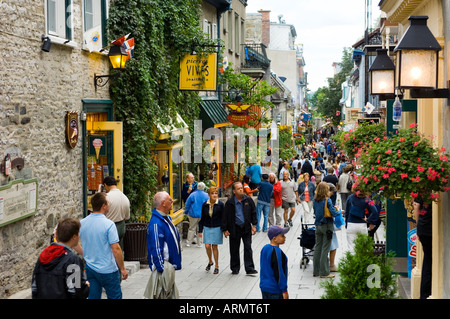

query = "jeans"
[86,265,122,299]
[256,202,270,231]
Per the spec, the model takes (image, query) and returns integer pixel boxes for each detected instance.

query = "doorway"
[82,99,123,216]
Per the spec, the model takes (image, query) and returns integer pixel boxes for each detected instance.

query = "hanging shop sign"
[65,111,79,149]
[179,53,217,91]
[225,103,256,126]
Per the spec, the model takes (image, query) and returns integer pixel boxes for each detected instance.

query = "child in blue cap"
[259,225,289,299]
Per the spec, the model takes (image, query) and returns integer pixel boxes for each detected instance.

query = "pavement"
[120,202,385,300]
[8,196,387,300]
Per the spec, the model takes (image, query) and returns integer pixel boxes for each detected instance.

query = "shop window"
[155,150,183,212]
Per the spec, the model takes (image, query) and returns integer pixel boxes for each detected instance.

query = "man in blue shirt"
[80,192,128,299]
[246,163,262,189]
[223,182,258,275]
[256,174,273,232]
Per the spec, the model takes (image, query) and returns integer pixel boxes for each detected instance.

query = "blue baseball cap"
[267,225,290,240]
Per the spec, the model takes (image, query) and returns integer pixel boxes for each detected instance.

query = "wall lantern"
[94,44,128,91]
[369,48,396,98]
[394,16,449,99]
[41,35,51,52]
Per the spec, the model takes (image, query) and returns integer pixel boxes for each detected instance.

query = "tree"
[310,47,353,125]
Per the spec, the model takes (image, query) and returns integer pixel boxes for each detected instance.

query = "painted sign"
[225,103,256,127]
[0,179,38,227]
[65,111,79,149]
[179,53,217,91]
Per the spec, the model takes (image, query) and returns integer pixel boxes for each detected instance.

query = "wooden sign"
[0,178,38,227]
[179,53,217,91]
[65,111,79,149]
[225,103,255,126]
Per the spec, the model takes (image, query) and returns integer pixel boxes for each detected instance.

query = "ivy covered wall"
[107,0,213,216]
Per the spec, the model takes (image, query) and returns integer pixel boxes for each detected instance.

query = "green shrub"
[321,234,398,299]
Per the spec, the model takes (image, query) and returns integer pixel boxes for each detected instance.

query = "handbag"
[346,175,353,191]
[324,199,332,218]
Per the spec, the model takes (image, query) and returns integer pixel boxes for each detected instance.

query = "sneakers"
[288,219,293,227]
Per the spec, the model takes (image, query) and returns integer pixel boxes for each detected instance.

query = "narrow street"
[120,200,385,299]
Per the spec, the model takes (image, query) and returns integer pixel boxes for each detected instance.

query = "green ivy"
[107,0,217,217]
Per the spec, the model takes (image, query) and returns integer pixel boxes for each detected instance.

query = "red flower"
[401,173,408,179]
[410,192,419,198]
[386,149,392,154]
[410,123,418,128]
[417,165,425,172]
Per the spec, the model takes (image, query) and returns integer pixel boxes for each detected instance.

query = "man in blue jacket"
[256,174,273,232]
[147,192,182,273]
[184,182,209,247]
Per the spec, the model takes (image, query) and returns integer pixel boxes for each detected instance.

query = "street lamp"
[94,44,128,91]
[394,16,449,99]
[369,49,396,98]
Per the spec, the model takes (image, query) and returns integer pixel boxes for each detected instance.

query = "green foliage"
[321,234,398,299]
[357,125,450,203]
[310,47,353,125]
[219,66,278,127]
[107,0,214,215]
[340,122,386,159]
[278,125,296,160]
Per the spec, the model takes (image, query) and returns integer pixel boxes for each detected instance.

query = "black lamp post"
[94,44,128,91]
[394,16,449,99]
[369,48,396,100]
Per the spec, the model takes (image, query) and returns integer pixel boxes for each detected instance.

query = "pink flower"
[411,176,421,182]
[401,173,408,179]
[373,137,380,142]
[388,167,396,174]
[431,193,440,199]
[417,165,425,172]
[410,192,419,198]
[410,123,418,128]
[379,186,385,191]
[386,149,392,154]
[399,137,405,142]
[439,147,446,153]
[414,142,418,147]
[382,173,389,179]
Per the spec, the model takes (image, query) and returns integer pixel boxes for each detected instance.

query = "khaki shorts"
[282,200,295,209]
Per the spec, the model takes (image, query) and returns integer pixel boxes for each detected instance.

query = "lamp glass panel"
[109,54,126,69]
[372,70,395,94]
[397,50,437,88]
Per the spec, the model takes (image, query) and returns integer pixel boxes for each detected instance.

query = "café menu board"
[0,178,38,227]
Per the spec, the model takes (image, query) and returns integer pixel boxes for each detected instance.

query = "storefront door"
[82,100,123,216]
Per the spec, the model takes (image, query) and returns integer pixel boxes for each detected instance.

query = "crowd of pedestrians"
[31,136,384,300]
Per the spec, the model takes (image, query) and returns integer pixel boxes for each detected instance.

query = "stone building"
[0,0,115,298]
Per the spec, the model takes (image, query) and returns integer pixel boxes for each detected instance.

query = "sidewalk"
[121,203,356,299]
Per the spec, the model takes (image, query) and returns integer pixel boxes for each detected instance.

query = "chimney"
[258,9,271,46]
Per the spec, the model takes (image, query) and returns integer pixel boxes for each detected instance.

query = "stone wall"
[0,0,110,298]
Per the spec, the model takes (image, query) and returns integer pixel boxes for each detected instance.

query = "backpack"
[346,175,353,191]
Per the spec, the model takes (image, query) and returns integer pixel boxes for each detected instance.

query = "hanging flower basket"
[356,124,450,203]
[340,122,386,159]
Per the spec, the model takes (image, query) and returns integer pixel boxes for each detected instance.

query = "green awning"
[199,98,229,129]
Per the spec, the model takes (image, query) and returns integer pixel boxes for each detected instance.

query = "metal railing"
[241,43,270,70]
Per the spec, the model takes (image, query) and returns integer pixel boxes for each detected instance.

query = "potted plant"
[340,122,386,160]
[356,124,450,203]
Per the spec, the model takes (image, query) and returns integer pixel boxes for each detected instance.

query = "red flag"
[111,33,130,46]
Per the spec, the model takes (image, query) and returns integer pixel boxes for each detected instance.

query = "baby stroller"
[298,222,315,269]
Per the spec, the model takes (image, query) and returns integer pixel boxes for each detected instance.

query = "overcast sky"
[245,0,382,92]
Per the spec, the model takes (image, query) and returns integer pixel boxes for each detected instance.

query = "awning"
[199,98,230,129]
[155,112,189,140]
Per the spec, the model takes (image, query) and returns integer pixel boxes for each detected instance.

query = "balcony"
[241,43,271,78]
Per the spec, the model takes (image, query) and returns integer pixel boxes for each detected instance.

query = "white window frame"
[45,0,77,47]
[82,0,108,51]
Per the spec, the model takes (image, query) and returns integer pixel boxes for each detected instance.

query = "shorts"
[282,200,295,209]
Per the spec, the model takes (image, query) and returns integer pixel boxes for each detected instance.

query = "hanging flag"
[83,25,103,52]
[123,37,135,60]
[111,33,131,46]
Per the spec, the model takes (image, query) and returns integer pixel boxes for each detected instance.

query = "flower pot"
[124,222,148,263]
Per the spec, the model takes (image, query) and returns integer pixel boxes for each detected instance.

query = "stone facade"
[0,0,110,298]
